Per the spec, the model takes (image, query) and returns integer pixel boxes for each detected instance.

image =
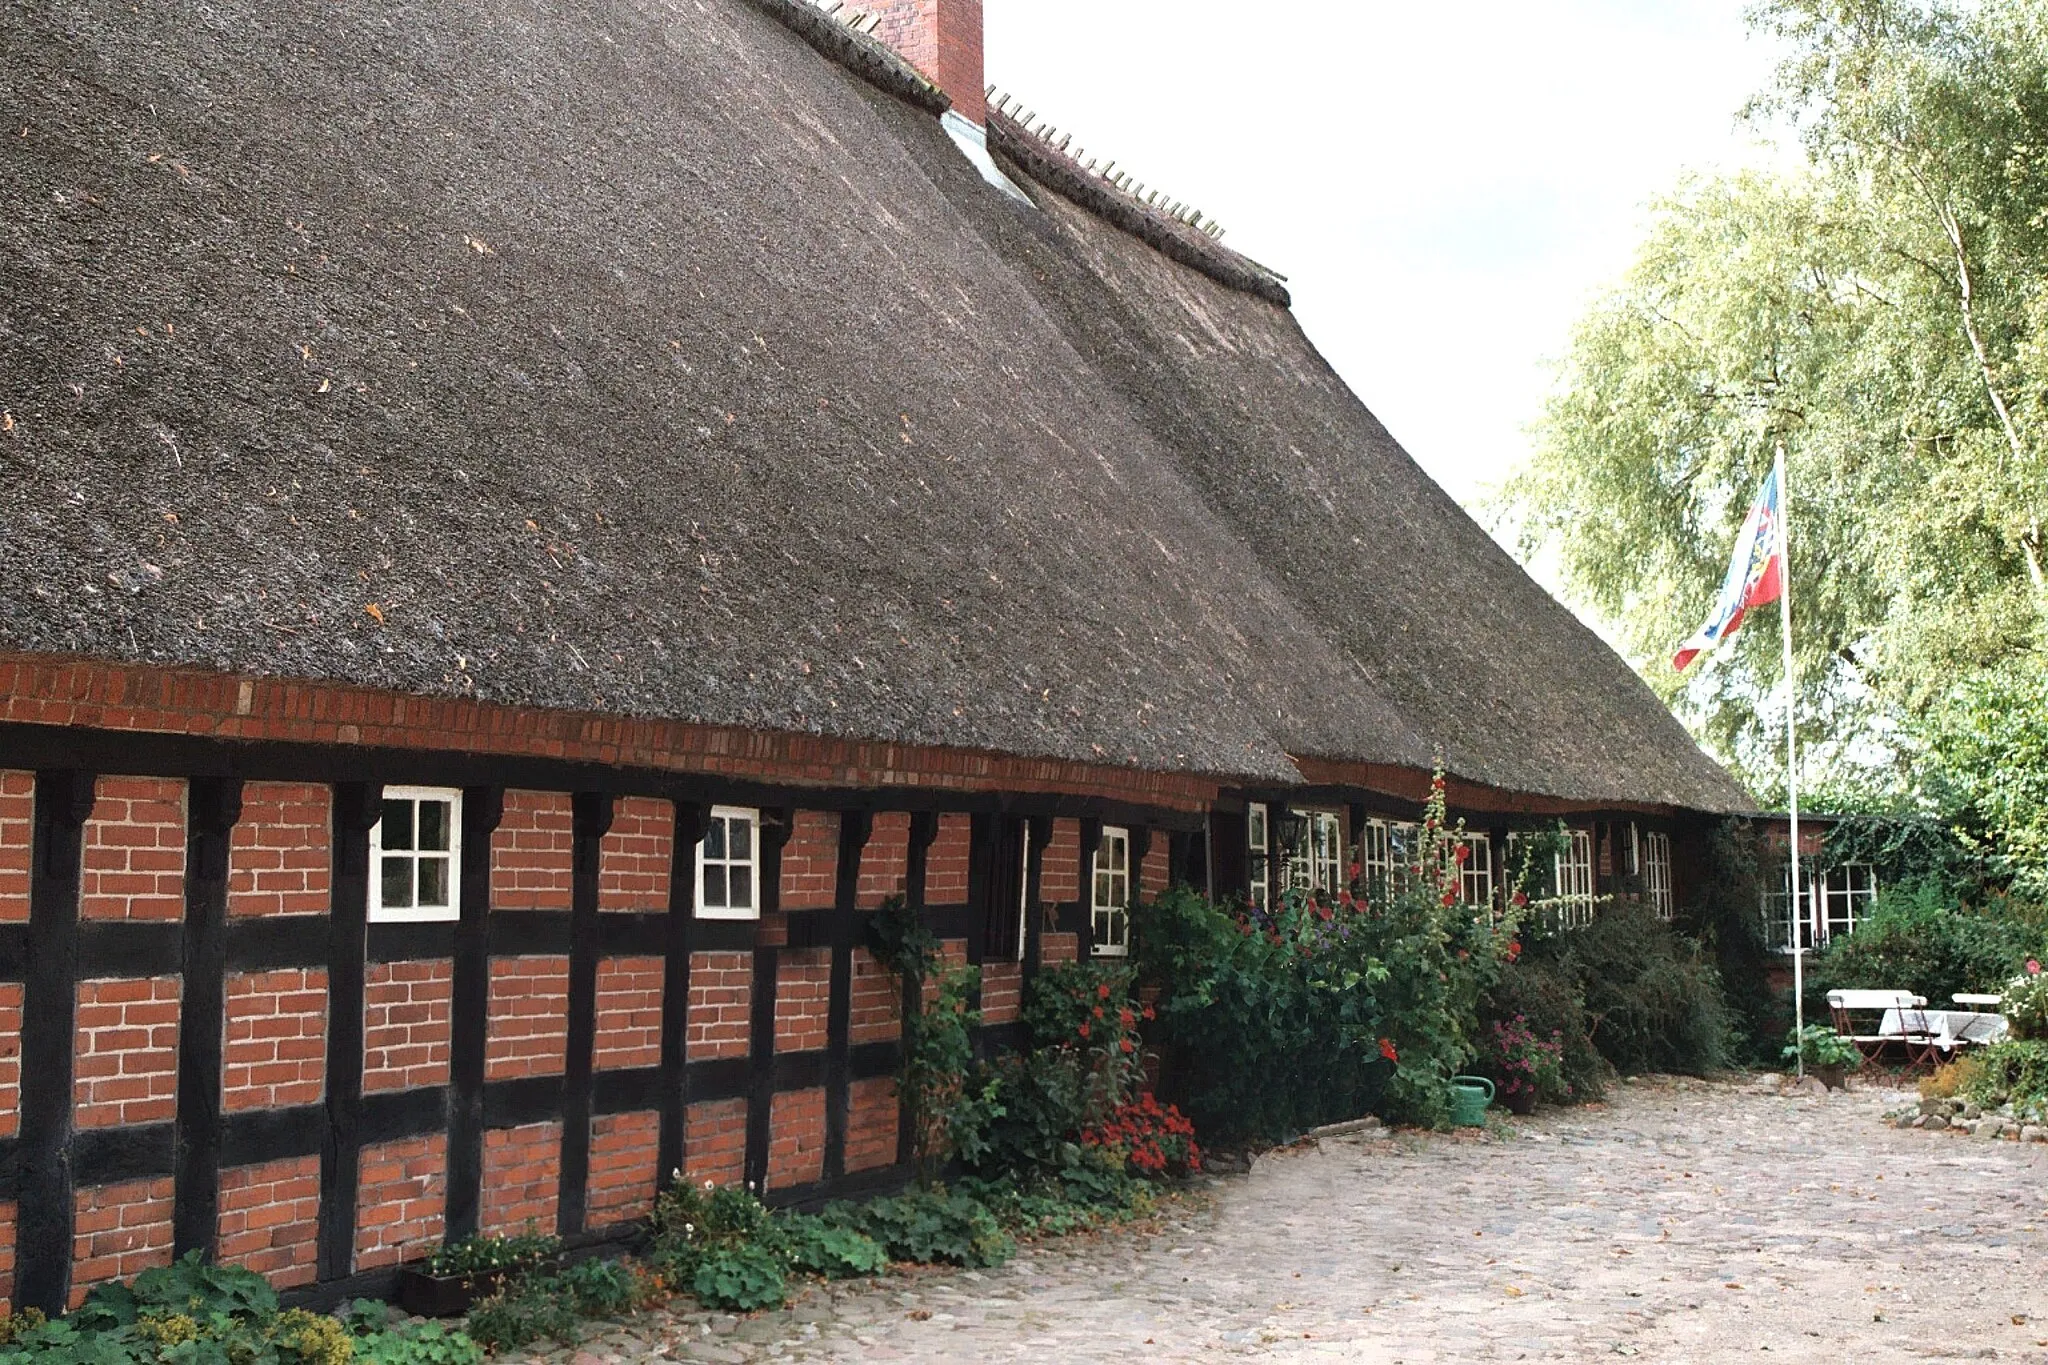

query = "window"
[371,787,461,923]
[1246,803,1271,911]
[1284,810,1344,895]
[1360,817,1419,896]
[1459,833,1494,909]
[1762,859,1878,951]
[1622,822,1641,877]
[1091,825,1131,956]
[697,806,760,919]
[1644,831,1674,920]
[1553,829,1596,929]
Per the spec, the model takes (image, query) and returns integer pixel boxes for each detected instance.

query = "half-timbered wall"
[0,757,1178,1313]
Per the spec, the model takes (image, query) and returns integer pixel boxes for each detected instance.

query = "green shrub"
[1529,903,1730,1076]
[769,1215,888,1280]
[823,1190,1014,1268]
[1809,879,2041,1008]
[462,1283,579,1353]
[1961,1039,2048,1120]
[687,1246,787,1313]
[1478,956,1607,1102]
[1783,1024,1861,1071]
[75,1253,278,1330]
[553,1259,640,1319]
[954,1049,1090,1180]
[347,1317,480,1365]
[2000,961,2048,1039]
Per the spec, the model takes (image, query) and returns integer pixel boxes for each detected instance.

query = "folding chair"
[1826,989,1933,1064]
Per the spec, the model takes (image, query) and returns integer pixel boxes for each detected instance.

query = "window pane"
[730,816,752,862]
[1248,808,1266,848]
[1095,870,1112,907]
[702,865,728,910]
[417,799,449,852]
[729,864,753,910]
[417,856,449,908]
[381,855,414,909]
[381,799,415,852]
[704,818,727,860]
[1108,838,1126,873]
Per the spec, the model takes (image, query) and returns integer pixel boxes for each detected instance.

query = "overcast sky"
[984,1,1787,531]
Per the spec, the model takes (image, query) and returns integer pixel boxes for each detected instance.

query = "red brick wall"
[487,956,569,1080]
[779,810,838,911]
[856,812,909,908]
[588,1111,659,1226]
[75,976,180,1128]
[845,1077,898,1173]
[217,1156,320,1287]
[981,960,1022,1024]
[863,0,988,124]
[1041,931,1079,965]
[684,1098,746,1188]
[1141,839,1169,899]
[80,776,185,921]
[925,813,970,904]
[0,983,19,1141]
[594,957,663,1070]
[364,960,453,1092]
[222,969,326,1111]
[848,948,900,1045]
[355,1136,446,1270]
[775,949,829,1053]
[71,1178,173,1306]
[598,796,672,912]
[229,782,330,917]
[1042,818,1080,903]
[688,952,751,1060]
[0,1197,15,1311]
[492,790,572,910]
[766,1087,825,1190]
[481,1122,561,1236]
[0,770,31,923]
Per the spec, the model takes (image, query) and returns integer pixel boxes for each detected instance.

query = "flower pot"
[1813,1063,1849,1091]
[397,1266,509,1317]
[1502,1085,1538,1116]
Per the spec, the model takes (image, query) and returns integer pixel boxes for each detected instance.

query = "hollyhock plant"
[2002,961,2048,1040]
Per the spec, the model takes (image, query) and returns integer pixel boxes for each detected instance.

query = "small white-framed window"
[1282,809,1344,895]
[1554,829,1596,929]
[1091,825,1131,956]
[1360,817,1418,896]
[1819,861,1877,941]
[1246,803,1271,911]
[1644,831,1674,920]
[371,786,462,923]
[696,806,760,920]
[1459,832,1493,909]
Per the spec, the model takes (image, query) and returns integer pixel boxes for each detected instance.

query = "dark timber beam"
[655,802,707,1190]
[17,770,96,1316]
[822,810,872,1182]
[742,811,792,1194]
[444,786,504,1242]
[557,792,613,1236]
[173,777,242,1259]
[318,782,382,1282]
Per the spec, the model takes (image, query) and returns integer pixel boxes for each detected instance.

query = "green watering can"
[1449,1075,1495,1127]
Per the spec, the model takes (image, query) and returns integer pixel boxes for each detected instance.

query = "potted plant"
[1482,1015,1567,1115]
[2002,959,2047,1040]
[398,1231,561,1317]
[1783,1024,1861,1090]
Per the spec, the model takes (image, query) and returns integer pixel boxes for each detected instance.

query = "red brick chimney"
[864,0,986,124]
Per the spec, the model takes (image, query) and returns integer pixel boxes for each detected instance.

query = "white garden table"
[1880,1007,2006,1054]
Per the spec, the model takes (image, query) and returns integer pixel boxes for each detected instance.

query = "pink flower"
[2029,959,2042,976]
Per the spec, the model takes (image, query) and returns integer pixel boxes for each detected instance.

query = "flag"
[1673,466,1784,672]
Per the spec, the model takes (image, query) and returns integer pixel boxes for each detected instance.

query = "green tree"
[1512,0,2048,802]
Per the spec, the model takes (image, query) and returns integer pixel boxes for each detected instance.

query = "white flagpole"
[1776,441,1806,1079]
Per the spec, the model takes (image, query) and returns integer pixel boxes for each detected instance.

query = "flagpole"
[1776,441,1806,1079]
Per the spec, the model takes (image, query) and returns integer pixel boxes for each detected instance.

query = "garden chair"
[1825,989,1936,1065]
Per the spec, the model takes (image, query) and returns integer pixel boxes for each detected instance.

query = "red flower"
[1510,891,1528,908]
[1119,1038,1134,1054]
[1378,1037,1399,1063]
[1098,983,1112,1000]
[2030,959,2042,975]
[1506,940,1522,963]
[1142,1005,1155,1021]
[1349,862,1362,880]
[1454,843,1470,864]
[1093,1005,1104,1019]
[1078,1022,1090,1039]
[1441,891,1457,907]
[1315,902,1334,921]
[1119,1007,1135,1027]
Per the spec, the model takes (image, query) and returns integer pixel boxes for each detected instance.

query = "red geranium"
[1378,1037,1399,1063]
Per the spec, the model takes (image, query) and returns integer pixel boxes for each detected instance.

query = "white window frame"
[1091,825,1131,957]
[1284,809,1343,895]
[1644,831,1674,920]
[695,805,761,920]
[369,786,463,923]
[1246,803,1271,911]
[1762,859,1878,952]
[1819,861,1878,943]
[1553,829,1596,929]
[1360,817,1418,896]
[1459,832,1494,909]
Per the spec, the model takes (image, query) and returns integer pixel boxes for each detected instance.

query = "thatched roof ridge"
[742,0,950,116]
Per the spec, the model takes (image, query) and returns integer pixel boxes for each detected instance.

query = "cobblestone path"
[565,1077,2048,1363]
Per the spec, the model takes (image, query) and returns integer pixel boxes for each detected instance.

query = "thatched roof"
[0,0,1748,812]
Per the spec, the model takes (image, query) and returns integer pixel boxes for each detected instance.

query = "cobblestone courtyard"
[568,1077,2047,1363]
